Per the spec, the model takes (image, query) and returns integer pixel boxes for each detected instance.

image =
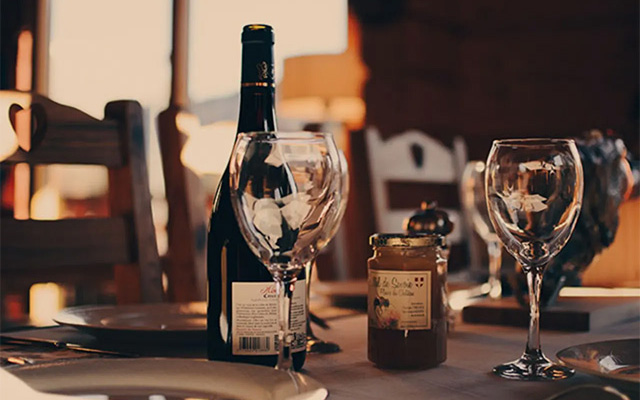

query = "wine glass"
[462,161,502,300]
[305,149,349,353]
[229,131,342,371]
[485,138,583,381]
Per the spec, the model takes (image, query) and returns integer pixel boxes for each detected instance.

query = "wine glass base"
[306,337,341,354]
[493,353,574,381]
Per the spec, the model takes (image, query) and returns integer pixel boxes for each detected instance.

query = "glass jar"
[367,234,447,369]
[404,201,456,331]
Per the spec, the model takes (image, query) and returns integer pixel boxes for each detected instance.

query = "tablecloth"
[2,313,638,399]
[304,314,639,399]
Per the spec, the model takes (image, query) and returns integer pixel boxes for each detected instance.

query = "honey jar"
[367,234,447,369]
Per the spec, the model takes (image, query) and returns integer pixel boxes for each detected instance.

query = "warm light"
[449,286,488,311]
[180,119,237,176]
[278,97,327,121]
[29,283,65,326]
[278,95,365,128]
[161,272,169,294]
[47,165,108,199]
[13,163,30,220]
[277,14,368,129]
[175,111,201,137]
[13,107,33,152]
[279,53,367,102]
[559,287,640,298]
[327,96,365,125]
[30,183,62,220]
[152,197,169,256]
[16,30,33,91]
[0,91,29,161]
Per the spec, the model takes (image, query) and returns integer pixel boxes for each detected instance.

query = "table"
[2,314,638,399]
[305,314,639,399]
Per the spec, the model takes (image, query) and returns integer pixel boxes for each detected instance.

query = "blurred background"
[1,0,638,325]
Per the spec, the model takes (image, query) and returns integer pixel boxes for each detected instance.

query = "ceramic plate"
[557,338,640,384]
[53,302,206,343]
[12,358,328,400]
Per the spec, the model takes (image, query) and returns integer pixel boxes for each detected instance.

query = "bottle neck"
[237,40,276,134]
[237,85,277,133]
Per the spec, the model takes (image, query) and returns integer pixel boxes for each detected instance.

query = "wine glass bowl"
[306,149,349,354]
[463,161,498,243]
[462,161,502,300]
[485,138,583,381]
[230,132,340,274]
[229,131,342,370]
[316,150,350,249]
[486,139,583,272]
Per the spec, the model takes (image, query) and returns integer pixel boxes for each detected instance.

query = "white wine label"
[368,270,431,330]
[231,280,306,355]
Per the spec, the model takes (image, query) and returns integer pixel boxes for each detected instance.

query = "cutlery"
[1,356,35,366]
[0,336,137,357]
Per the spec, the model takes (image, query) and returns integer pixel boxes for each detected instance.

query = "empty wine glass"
[462,161,502,300]
[485,138,583,381]
[229,131,342,371]
[305,149,349,354]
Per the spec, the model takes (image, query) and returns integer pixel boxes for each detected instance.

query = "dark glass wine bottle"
[207,24,306,370]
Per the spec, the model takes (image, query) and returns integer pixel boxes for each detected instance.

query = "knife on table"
[0,336,138,357]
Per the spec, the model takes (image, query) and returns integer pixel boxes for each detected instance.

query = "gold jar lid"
[369,233,443,248]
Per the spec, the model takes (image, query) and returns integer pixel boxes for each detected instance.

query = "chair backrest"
[365,127,470,268]
[0,90,163,303]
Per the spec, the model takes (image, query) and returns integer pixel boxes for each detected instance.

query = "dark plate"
[557,338,640,384]
[53,302,206,344]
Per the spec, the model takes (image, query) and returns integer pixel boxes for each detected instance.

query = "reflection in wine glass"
[305,149,349,353]
[229,131,342,372]
[485,138,583,381]
[462,161,502,300]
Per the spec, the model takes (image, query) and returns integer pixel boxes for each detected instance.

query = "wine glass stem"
[275,275,297,371]
[525,270,543,357]
[305,261,317,340]
[487,240,502,300]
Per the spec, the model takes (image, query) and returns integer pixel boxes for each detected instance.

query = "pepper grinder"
[405,201,453,240]
[404,201,456,331]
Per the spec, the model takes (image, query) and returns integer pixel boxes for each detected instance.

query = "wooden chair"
[156,105,201,302]
[0,91,163,316]
[365,127,470,270]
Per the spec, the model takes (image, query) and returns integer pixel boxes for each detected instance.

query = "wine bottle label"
[368,271,431,330]
[241,45,274,84]
[231,280,306,355]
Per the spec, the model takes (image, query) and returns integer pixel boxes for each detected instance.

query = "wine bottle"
[207,24,306,370]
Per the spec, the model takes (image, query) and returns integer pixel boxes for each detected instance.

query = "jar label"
[231,280,306,355]
[368,271,431,330]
